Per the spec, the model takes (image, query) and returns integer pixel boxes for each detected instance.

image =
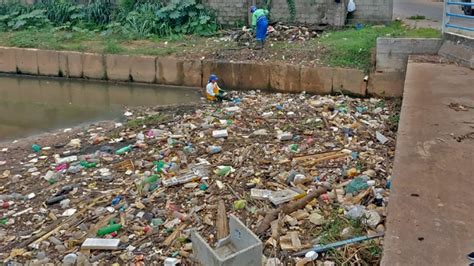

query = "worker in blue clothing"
[250,5,269,50]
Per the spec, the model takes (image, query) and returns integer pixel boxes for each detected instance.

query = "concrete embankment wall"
[0,46,403,97]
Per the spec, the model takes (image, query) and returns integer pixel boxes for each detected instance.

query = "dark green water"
[0,75,201,141]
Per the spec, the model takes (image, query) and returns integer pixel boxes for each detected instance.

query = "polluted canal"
[0,75,200,141]
[0,82,401,264]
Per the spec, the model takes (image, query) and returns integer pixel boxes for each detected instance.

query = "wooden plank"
[216,200,229,240]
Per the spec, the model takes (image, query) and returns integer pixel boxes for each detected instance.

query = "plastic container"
[115,145,132,155]
[97,224,122,236]
[143,174,159,184]
[32,144,41,153]
[80,161,97,169]
[207,146,222,154]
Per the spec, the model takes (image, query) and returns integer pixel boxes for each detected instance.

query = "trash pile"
[0,91,398,265]
[231,23,322,46]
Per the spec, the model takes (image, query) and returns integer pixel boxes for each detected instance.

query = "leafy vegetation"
[0,0,218,37]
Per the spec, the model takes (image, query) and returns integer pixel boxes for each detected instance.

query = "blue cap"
[250,6,257,13]
[209,74,218,82]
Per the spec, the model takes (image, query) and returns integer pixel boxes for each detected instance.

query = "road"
[393,0,474,35]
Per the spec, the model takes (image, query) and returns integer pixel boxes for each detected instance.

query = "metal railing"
[443,0,474,33]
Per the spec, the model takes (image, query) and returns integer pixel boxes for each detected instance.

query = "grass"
[312,209,382,264]
[317,21,441,70]
[0,21,441,70]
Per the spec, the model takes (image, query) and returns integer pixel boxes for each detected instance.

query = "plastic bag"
[348,0,356,12]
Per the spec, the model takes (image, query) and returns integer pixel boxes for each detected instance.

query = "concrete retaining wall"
[349,0,393,23]
[376,38,443,72]
[0,46,404,97]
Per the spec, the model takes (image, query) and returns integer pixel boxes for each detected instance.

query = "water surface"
[0,75,201,141]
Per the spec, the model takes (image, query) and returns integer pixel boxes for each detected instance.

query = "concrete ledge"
[368,71,405,97]
[58,52,68,77]
[15,48,38,75]
[270,63,301,92]
[157,57,183,85]
[130,56,156,83]
[438,33,474,69]
[0,46,406,97]
[0,47,17,73]
[37,50,60,76]
[83,53,105,80]
[376,38,442,72]
[64,51,83,78]
[182,60,202,87]
[333,68,366,96]
[300,66,333,94]
[238,62,271,90]
[106,54,131,81]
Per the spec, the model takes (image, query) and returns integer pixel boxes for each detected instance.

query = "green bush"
[86,0,113,26]
[0,0,217,36]
[38,0,84,26]
[0,9,50,31]
[156,0,217,36]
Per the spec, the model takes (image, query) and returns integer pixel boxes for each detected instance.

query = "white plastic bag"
[348,0,356,12]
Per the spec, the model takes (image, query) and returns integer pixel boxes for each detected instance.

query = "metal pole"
[442,0,449,33]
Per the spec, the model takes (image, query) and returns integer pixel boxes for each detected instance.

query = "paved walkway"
[382,61,474,265]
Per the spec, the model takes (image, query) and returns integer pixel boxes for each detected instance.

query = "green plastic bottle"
[143,174,159,184]
[80,161,97,168]
[97,224,122,236]
[115,145,132,155]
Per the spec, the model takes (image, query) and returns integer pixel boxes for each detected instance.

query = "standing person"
[250,5,269,50]
[205,74,228,101]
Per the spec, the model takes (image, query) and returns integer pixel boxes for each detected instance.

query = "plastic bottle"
[207,146,222,154]
[45,195,67,205]
[54,185,74,197]
[111,196,122,206]
[80,161,97,169]
[143,174,159,184]
[97,224,122,236]
[115,145,132,155]
[63,253,77,265]
[67,164,83,174]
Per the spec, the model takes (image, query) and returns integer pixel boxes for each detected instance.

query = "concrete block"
[376,53,409,72]
[202,60,239,89]
[238,63,270,90]
[376,38,442,54]
[368,71,405,98]
[15,48,38,75]
[191,214,262,266]
[270,63,301,92]
[83,53,105,80]
[130,56,156,83]
[182,60,202,87]
[37,49,60,76]
[106,54,131,81]
[300,66,333,94]
[438,35,474,69]
[156,57,182,85]
[65,51,83,78]
[58,51,68,77]
[332,68,367,96]
[0,47,17,73]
